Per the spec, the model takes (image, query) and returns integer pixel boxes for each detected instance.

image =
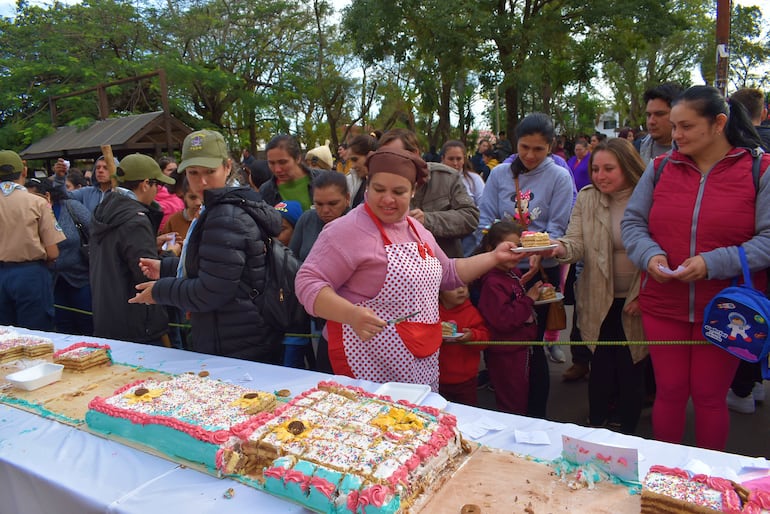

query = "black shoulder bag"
[63,200,90,264]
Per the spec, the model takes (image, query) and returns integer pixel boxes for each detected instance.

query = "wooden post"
[101,144,118,189]
[715,0,730,96]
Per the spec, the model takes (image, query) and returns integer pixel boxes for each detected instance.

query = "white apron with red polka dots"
[335,210,443,390]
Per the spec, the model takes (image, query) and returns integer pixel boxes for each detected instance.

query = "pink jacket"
[155,186,184,233]
[295,204,463,317]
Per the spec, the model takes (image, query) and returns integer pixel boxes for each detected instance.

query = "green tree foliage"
[596,0,704,130]
[342,0,480,147]
[0,0,768,154]
[0,0,151,148]
[728,4,770,90]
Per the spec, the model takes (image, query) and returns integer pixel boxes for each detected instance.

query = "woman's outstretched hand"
[139,258,161,280]
[129,281,156,305]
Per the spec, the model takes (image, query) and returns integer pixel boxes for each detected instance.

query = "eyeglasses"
[147,179,160,186]
[167,168,178,173]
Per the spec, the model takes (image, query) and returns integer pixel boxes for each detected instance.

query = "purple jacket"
[477,267,537,342]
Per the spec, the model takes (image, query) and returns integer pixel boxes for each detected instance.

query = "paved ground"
[476,306,770,459]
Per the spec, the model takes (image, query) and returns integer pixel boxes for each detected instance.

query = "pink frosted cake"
[218,381,469,514]
[85,373,276,472]
[53,342,113,371]
[641,465,747,513]
[744,490,770,513]
[0,334,54,363]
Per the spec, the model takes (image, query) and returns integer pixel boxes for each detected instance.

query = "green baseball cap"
[0,150,24,178]
[116,153,175,184]
[178,130,229,173]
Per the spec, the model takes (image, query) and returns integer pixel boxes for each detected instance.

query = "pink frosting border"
[53,341,111,359]
[647,465,742,514]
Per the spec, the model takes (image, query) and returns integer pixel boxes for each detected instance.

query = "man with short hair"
[639,83,684,165]
[471,139,491,178]
[0,150,65,330]
[730,87,770,150]
[53,155,119,213]
[496,131,513,159]
[90,153,174,344]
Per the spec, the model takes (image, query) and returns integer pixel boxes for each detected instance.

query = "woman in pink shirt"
[295,147,528,390]
[155,156,184,232]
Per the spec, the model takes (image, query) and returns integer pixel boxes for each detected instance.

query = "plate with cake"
[441,321,463,341]
[512,230,557,253]
[534,285,564,305]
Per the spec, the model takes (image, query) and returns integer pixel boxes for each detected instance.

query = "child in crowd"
[160,178,201,256]
[438,285,489,406]
[275,200,314,369]
[476,221,541,415]
[274,200,303,246]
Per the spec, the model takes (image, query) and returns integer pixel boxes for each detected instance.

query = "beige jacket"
[557,186,647,363]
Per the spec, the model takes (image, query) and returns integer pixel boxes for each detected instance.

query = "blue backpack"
[703,246,770,363]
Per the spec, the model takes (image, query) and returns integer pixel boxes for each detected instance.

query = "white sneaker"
[753,382,765,403]
[727,388,755,414]
[547,345,566,363]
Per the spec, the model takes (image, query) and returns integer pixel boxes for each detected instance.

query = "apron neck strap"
[364,202,424,246]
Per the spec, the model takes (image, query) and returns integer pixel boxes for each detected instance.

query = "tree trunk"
[436,77,452,147]
[505,84,520,144]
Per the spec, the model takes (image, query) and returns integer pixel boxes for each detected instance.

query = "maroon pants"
[486,346,530,415]
[643,315,739,450]
[439,376,478,407]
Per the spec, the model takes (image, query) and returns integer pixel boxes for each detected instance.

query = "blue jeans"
[0,261,54,330]
[54,279,93,336]
[283,336,313,369]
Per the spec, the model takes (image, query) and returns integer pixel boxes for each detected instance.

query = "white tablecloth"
[1,327,767,514]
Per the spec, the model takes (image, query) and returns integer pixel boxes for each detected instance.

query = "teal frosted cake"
[85,373,276,472]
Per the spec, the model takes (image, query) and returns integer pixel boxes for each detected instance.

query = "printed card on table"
[562,435,639,482]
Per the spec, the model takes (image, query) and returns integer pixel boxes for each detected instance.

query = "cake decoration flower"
[370,407,424,432]
[124,387,164,403]
[272,418,313,441]
[230,391,274,411]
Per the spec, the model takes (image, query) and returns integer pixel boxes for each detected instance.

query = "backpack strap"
[652,155,670,188]
[62,199,89,244]
[738,246,753,289]
[750,147,764,191]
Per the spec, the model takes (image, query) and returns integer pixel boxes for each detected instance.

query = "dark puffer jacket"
[153,187,284,363]
[90,191,168,343]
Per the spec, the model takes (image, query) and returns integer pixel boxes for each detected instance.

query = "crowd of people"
[2,83,770,452]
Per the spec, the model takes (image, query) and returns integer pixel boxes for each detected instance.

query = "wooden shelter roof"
[20,111,192,160]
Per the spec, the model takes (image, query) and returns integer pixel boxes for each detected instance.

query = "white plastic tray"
[375,382,431,405]
[5,363,64,391]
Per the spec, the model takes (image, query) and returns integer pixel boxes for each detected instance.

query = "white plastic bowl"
[375,382,431,405]
[5,363,64,391]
